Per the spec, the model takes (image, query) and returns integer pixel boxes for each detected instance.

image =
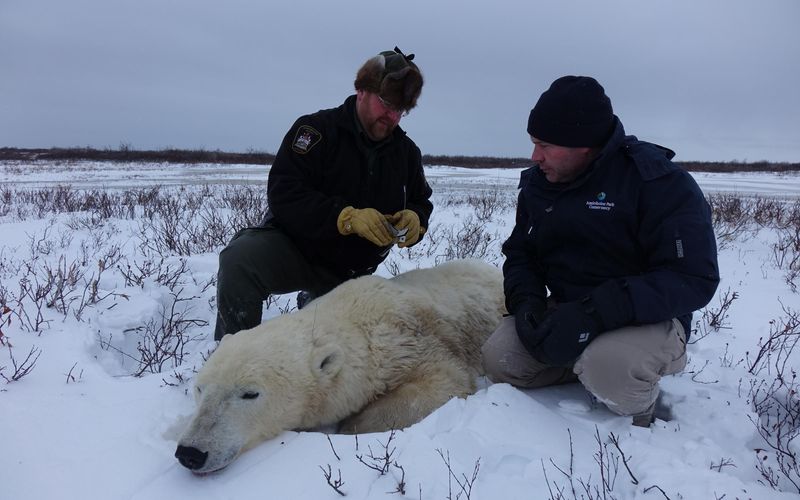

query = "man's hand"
[532,300,603,366]
[337,206,395,246]
[386,210,422,247]
[523,280,635,366]
[513,300,547,356]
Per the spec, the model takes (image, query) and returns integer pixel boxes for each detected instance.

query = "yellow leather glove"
[337,206,395,247]
[386,209,422,248]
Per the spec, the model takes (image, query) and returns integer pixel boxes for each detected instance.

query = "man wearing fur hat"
[482,76,720,426]
[213,47,432,340]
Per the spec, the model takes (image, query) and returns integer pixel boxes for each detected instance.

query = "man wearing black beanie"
[482,76,720,426]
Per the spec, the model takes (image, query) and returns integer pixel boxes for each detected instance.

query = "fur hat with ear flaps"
[354,47,423,111]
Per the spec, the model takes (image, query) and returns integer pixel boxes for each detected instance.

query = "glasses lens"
[377,95,408,117]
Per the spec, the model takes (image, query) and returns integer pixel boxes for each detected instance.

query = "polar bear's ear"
[312,343,344,381]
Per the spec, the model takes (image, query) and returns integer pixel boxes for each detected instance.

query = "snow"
[1,161,799,499]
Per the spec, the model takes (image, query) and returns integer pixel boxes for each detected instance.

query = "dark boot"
[632,404,655,427]
[632,393,673,427]
[296,290,317,310]
[213,299,263,340]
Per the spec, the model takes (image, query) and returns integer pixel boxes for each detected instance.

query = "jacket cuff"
[506,295,546,317]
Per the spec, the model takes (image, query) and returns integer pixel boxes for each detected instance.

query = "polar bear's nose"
[175,445,209,470]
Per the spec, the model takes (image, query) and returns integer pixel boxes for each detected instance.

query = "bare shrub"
[0,305,11,346]
[128,185,156,203]
[195,206,231,250]
[42,255,86,315]
[692,287,739,343]
[356,429,399,475]
[752,197,789,227]
[27,220,56,257]
[65,362,83,383]
[65,212,107,231]
[441,215,497,261]
[380,258,403,277]
[746,303,800,377]
[8,185,137,221]
[0,247,22,281]
[72,260,127,323]
[707,193,753,250]
[745,304,800,493]
[705,287,739,331]
[1,344,42,382]
[137,196,199,256]
[542,428,654,500]
[96,290,205,377]
[319,464,346,496]
[437,448,480,500]
[321,431,411,497]
[465,188,513,223]
[125,290,208,377]
[0,184,12,217]
[398,224,443,261]
[117,257,191,291]
[772,221,800,293]
[221,184,268,230]
[708,192,747,225]
[136,187,238,257]
[15,262,51,333]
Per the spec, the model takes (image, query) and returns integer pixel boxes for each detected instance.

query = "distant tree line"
[1,147,797,172]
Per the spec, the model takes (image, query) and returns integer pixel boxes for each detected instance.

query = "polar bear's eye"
[241,391,260,400]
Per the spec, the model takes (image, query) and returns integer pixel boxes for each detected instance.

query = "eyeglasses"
[376,94,410,118]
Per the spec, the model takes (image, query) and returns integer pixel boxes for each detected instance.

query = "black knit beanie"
[527,76,614,147]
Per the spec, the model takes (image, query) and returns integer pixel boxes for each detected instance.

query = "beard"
[364,117,397,141]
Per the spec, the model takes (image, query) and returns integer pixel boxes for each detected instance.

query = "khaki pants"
[481,315,687,416]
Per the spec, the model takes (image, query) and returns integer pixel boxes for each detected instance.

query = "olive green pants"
[213,227,344,340]
[481,315,687,416]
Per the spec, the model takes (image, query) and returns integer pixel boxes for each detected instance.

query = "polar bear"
[175,259,503,473]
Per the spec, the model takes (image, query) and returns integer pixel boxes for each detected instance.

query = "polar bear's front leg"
[338,360,475,434]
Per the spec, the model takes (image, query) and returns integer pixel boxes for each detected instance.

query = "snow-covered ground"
[1,161,799,499]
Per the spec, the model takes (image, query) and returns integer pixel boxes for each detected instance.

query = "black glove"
[532,280,635,366]
[513,300,547,356]
[532,299,603,366]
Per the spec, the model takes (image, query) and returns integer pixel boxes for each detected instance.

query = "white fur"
[176,259,504,473]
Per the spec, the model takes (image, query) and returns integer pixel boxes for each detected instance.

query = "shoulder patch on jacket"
[291,125,322,154]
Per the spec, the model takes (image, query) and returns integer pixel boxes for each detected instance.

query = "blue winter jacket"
[502,118,720,338]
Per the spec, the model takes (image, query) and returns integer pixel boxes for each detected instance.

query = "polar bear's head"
[174,320,345,474]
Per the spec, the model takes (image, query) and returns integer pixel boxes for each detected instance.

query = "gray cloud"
[2,0,798,161]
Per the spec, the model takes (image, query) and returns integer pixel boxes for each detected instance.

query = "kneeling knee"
[480,342,509,383]
[575,347,659,416]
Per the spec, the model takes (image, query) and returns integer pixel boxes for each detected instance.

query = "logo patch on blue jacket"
[586,192,615,212]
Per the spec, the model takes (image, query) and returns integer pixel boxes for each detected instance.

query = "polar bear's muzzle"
[174,445,209,472]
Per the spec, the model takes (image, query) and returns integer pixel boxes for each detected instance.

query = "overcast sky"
[2,0,798,162]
